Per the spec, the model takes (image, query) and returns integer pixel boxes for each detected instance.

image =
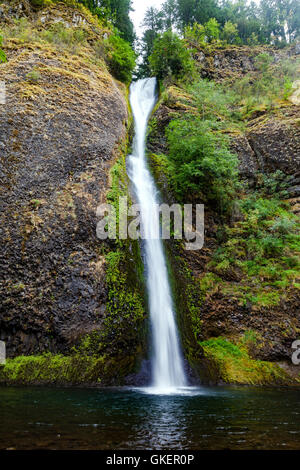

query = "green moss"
[199,337,296,385]
[0,353,137,386]
[89,141,147,372]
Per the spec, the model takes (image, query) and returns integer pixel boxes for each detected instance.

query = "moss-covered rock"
[0,0,147,385]
[0,351,138,385]
[196,336,299,386]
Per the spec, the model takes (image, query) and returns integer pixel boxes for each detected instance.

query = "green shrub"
[222,21,239,44]
[165,117,238,211]
[0,34,7,63]
[149,30,195,81]
[204,18,220,43]
[105,34,136,84]
[232,54,300,114]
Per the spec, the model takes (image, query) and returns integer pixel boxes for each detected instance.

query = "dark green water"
[0,386,300,450]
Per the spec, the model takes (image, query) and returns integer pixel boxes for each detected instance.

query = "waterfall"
[128,78,186,392]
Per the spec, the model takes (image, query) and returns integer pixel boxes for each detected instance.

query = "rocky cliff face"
[195,43,300,82]
[0,1,129,357]
[148,46,300,386]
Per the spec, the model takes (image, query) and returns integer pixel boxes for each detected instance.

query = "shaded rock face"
[233,106,300,187]
[195,43,300,81]
[0,15,128,356]
[195,287,300,362]
[246,108,300,176]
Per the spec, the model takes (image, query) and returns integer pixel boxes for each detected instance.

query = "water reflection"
[132,393,188,449]
[0,386,300,450]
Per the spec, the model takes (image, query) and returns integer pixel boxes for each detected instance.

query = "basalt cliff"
[0,0,299,386]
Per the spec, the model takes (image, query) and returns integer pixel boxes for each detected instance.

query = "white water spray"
[128,78,186,393]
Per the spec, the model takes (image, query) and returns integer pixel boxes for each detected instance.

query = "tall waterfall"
[128,78,186,392]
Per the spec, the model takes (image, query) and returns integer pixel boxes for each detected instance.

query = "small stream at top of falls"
[127,78,187,394]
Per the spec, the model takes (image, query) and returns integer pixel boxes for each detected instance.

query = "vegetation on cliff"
[139,0,300,75]
[146,26,300,385]
[27,0,135,43]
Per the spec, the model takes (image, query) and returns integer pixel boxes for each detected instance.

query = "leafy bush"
[184,22,206,46]
[204,18,220,43]
[165,117,239,211]
[105,34,136,84]
[155,79,240,212]
[26,68,41,83]
[222,21,239,44]
[0,34,6,63]
[149,30,194,81]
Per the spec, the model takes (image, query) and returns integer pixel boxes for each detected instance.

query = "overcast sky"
[130,0,164,37]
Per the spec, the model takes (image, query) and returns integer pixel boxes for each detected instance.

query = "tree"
[149,30,194,81]
[105,34,136,83]
[138,7,164,77]
[204,18,220,42]
[161,0,178,31]
[107,0,135,44]
[222,20,239,43]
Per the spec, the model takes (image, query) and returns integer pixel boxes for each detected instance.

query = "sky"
[130,0,164,37]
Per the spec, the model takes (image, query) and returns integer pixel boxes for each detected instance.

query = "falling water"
[128,78,186,393]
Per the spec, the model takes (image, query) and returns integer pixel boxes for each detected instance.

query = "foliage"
[26,68,42,82]
[232,53,300,116]
[149,30,195,81]
[222,20,239,44]
[184,22,206,45]
[208,193,300,307]
[0,34,7,63]
[153,79,241,212]
[2,17,135,84]
[105,34,136,83]
[200,337,293,385]
[165,118,238,211]
[76,0,135,43]
[139,0,300,72]
[204,17,220,43]
[28,0,135,44]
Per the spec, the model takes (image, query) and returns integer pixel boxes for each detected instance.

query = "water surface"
[1,386,300,450]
